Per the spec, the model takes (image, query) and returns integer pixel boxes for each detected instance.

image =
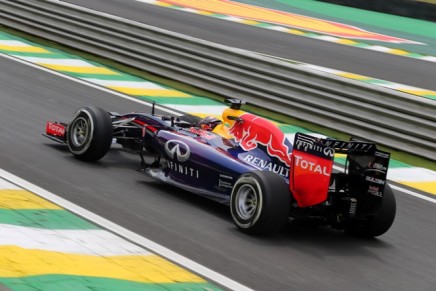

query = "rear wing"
[290,133,390,207]
[319,138,375,155]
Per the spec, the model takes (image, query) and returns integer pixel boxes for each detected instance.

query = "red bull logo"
[229,113,292,166]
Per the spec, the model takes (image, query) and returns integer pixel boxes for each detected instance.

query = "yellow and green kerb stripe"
[0,177,222,290]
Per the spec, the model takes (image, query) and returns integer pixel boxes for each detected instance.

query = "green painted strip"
[279,124,311,134]
[352,43,371,48]
[389,159,412,168]
[0,209,98,230]
[334,156,347,165]
[0,32,20,40]
[367,79,392,85]
[137,95,223,105]
[304,32,323,37]
[423,94,436,100]
[214,14,234,19]
[78,73,146,81]
[7,52,67,59]
[408,52,428,58]
[0,275,222,291]
[363,80,386,86]
[255,23,273,28]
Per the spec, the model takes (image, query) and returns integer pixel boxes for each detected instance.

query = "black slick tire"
[230,171,290,235]
[345,184,396,238]
[67,106,113,161]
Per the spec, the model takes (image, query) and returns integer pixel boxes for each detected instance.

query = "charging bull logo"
[229,113,292,167]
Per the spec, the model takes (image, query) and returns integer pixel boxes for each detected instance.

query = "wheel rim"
[235,184,258,220]
[71,117,90,147]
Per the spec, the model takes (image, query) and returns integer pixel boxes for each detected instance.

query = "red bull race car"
[43,99,396,237]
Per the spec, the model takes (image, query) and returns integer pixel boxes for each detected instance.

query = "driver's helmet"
[198,116,222,131]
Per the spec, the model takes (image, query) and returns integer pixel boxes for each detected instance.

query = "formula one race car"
[43,99,396,237]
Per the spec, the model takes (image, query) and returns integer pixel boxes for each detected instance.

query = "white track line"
[390,184,436,204]
[0,168,253,291]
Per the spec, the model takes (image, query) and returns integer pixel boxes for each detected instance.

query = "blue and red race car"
[43,99,396,237]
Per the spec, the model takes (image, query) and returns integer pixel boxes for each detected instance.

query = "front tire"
[230,171,290,235]
[344,184,396,238]
[67,106,113,161]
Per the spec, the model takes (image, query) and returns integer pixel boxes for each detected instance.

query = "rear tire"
[344,184,396,238]
[67,106,113,161]
[230,171,290,235]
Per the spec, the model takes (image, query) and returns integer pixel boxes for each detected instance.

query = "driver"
[198,116,222,131]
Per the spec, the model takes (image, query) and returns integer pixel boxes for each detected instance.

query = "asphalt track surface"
[2,54,436,290]
[60,0,436,90]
